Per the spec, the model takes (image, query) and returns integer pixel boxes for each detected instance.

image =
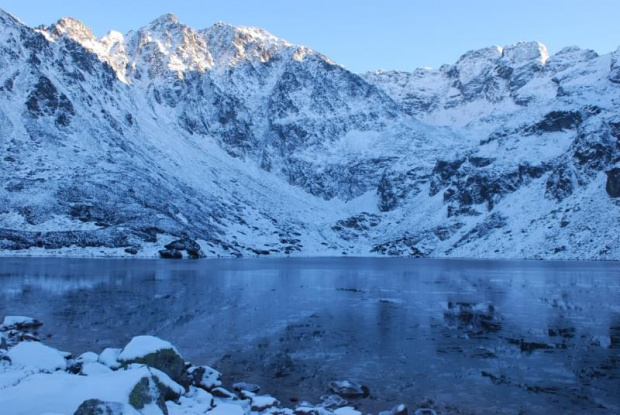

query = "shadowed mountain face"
[0,9,618,259]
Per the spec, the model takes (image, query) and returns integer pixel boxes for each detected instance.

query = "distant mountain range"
[0,9,618,259]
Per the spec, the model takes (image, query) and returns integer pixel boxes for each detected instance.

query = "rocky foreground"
[0,316,436,415]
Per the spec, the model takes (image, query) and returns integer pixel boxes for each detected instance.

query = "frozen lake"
[0,257,618,414]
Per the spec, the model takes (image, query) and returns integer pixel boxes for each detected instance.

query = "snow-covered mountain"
[0,9,618,260]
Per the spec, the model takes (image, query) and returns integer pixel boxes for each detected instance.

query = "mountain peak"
[147,13,181,29]
[49,17,95,40]
[502,41,549,65]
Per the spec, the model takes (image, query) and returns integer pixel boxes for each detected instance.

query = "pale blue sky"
[1,1,618,73]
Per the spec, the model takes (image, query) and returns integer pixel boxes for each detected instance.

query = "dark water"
[0,257,619,414]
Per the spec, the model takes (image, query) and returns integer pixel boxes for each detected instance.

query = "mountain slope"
[0,10,618,260]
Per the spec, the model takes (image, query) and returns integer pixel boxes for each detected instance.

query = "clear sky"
[1,0,618,73]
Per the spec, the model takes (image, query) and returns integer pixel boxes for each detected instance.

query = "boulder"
[159,238,204,259]
[606,168,620,197]
[118,336,188,387]
[328,380,369,398]
[128,376,167,413]
[80,362,113,376]
[211,387,236,399]
[232,381,260,393]
[73,399,124,415]
[98,348,121,369]
[250,395,280,411]
[188,365,222,391]
[6,341,67,372]
[319,394,348,408]
[1,316,43,330]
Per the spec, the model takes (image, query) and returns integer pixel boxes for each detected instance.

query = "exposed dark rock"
[377,174,399,211]
[606,168,620,197]
[128,376,168,414]
[188,365,221,391]
[162,238,204,259]
[119,348,189,388]
[468,156,494,168]
[545,162,576,201]
[73,399,124,415]
[453,213,506,248]
[159,249,183,259]
[507,338,554,353]
[371,236,429,257]
[429,159,465,196]
[25,76,74,127]
[0,228,130,251]
[610,51,620,83]
[332,213,381,240]
[432,223,464,241]
[526,111,582,134]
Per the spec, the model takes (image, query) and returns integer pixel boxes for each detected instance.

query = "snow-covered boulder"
[328,380,369,398]
[0,365,182,415]
[99,347,122,369]
[6,342,67,372]
[77,351,99,364]
[118,335,188,387]
[81,361,113,376]
[168,386,214,413]
[1,316,42,331]
[188,365,222,390]
[251,395,280,411]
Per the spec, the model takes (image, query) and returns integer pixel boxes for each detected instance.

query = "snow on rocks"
[76,351,99,364]
[251,395,280,411]
[232,381,260,393]
[188,365,222,390]
[0,317,412,415]
[118,335,188,386]
[99,347,122,369]
[1,316,43,330]
[80,361,113,376]
[328,380,369,398]
[118,335,180,361]
[6,341,67,372]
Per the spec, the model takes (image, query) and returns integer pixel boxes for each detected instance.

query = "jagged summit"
[501,40,549,65]
[148,13,180,27]
[46,16,96,44]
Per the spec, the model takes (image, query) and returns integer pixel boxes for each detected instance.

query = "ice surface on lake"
[0,257,618,414]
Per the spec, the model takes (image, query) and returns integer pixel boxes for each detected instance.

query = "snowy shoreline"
[0,316,424,415]
[0,250,617,262]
